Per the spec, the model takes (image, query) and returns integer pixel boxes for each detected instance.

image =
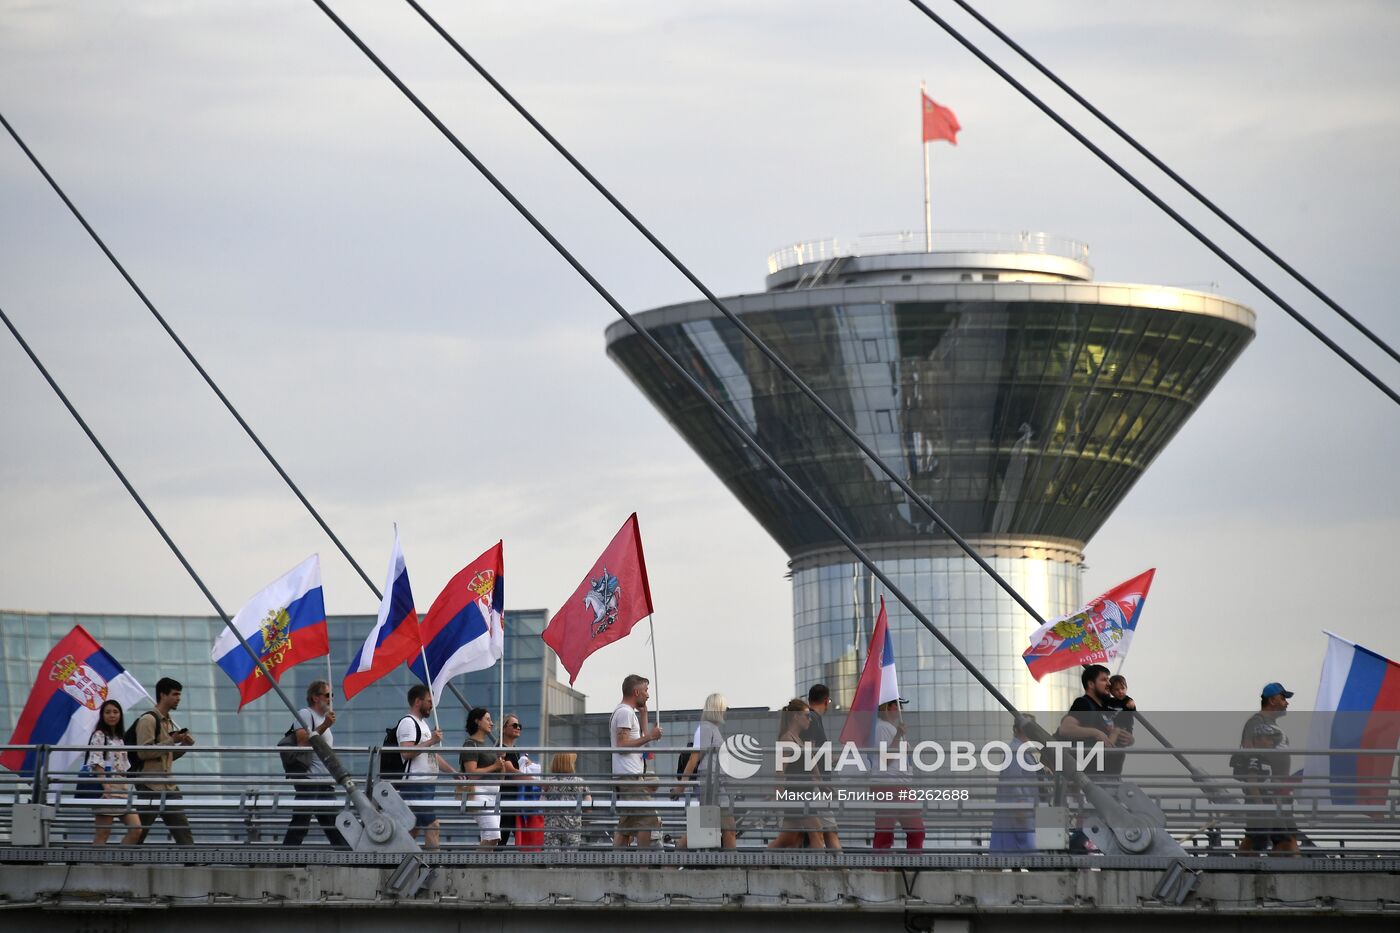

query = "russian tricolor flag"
[1303,632,1400,806]
[839,597,901,748]
[0,626,150,782]
[212,554,329,709]
[344,528,422,700]
[409,541,504,704]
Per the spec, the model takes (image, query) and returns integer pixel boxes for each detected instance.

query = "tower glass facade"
[608,250,1254,711]
[793,552,1081,714]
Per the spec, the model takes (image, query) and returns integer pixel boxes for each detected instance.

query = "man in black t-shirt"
[1055,665,1132,853]
[1057,664,1133,775]
[1237,682,1298,854]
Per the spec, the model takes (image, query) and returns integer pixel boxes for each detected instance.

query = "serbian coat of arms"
[49,654,109,710]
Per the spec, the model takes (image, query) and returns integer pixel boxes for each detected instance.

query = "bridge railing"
[2,741,1397,857]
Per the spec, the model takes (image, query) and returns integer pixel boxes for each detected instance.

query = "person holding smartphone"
[132,677,196,845]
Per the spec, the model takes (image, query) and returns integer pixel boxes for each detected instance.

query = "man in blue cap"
[1236,682,1298,854]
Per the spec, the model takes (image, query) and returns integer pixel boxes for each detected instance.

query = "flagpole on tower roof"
[922,81,933,252]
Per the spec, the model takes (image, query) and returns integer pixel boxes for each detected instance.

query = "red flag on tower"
[542,513,654,684]
[922,92,960,145]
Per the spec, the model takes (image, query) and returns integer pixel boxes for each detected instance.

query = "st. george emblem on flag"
[542,513,654,684]
[212,554,329,709]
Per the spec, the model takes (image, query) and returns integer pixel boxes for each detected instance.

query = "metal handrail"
[766,230,1091,273]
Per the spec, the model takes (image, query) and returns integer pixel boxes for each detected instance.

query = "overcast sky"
[2,1,1397,716]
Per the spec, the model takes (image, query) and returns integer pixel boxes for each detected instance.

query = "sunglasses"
[507,722,524,729]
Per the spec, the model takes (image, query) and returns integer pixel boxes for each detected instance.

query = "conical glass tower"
[607,233,1255,713]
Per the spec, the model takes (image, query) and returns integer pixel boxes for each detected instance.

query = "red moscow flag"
[922,92,960,144]
[542,513,655,684]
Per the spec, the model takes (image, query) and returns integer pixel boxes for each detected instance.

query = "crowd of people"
[66,667,1301,855]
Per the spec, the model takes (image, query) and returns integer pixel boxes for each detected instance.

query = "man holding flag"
[838,597,924,850]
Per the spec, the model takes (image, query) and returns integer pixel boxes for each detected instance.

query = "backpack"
[278,724,313,778]
[121,710,160,773]
[379,716,422,777]
[676,741,696,781]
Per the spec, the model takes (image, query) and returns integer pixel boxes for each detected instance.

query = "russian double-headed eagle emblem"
[253,606,293,677]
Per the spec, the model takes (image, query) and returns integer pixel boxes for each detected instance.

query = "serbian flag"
[408,541,504,704]
[1022,569,1155,682]
[344,527,423,700]
[922,91,960,144]
[212,554,329,709]
[542,513,653,685]
[839,597,900,748]
[1,626,150,782]
[1302,633,1400,806]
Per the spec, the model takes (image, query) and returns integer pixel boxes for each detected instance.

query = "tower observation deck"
[606,232,1255,712]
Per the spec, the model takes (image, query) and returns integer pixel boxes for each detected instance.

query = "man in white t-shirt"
[283,679,346,848]
[871,699,924,850]
[398,684,455,850]
[610,673,662,848]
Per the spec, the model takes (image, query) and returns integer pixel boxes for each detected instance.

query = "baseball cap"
[1261,682,1294,699]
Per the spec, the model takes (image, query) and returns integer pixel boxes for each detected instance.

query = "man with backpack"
[395,684,455,850]
[282,680,346,848]
[130,677,195,845]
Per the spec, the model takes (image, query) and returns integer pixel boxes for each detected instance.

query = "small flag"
[213,554,329,709]
[1022,569,1155,681]
[1303,632,1400,806]
[0,626,151,780]
[922,92,960,144]
[542,513,654,685]
[408,541,504,704]
[344,527,423,700]
[839,596,900,748]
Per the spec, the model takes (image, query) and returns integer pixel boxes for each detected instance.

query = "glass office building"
[607,233,1255,713]
[0,609,583,773]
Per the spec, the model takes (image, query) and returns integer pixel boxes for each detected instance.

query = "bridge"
[3,740,1398,930]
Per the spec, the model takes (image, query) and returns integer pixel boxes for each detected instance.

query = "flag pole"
[418,645,441,733]
[922,81,932,252]
[498,628,506,721]
[648,615,661,732]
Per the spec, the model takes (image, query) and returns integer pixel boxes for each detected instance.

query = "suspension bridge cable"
[399,0,1053,629]
[946,0,1400,366]
[0,109,475,714]
[310,0,1030,716]
[902,0,1400,407]
[0,304,313,732]
[399,3,1229,787]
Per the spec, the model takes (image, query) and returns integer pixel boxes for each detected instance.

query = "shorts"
[615,774,661,832]
[474,792,501,842]
[401,780,439,828]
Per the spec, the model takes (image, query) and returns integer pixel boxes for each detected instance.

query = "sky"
[1,1,1397,716]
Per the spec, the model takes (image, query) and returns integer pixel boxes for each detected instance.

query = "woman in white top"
[87,699,142,845]
[672,692,737,849]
